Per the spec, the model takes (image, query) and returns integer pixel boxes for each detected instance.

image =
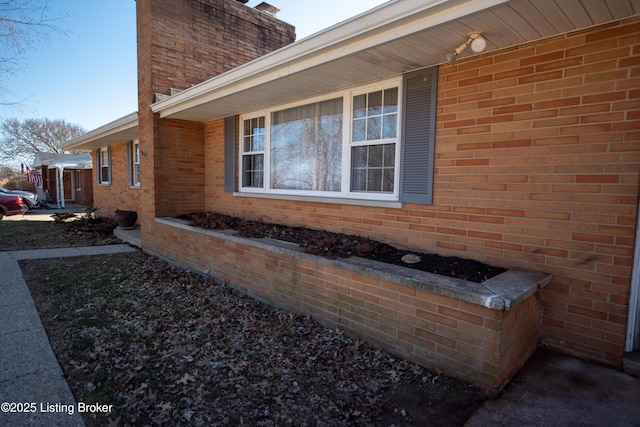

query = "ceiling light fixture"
[446,32,486,65]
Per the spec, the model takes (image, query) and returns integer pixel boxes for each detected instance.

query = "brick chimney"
[136,0,296,104]
[134,0,296,223]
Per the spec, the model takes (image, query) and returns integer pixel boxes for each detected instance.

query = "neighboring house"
[64,0,640,392]
[33,152,93,208]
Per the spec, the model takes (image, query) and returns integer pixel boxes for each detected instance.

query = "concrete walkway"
[0,245,137,427]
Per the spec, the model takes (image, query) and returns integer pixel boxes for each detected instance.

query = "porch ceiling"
[152,0,640,122]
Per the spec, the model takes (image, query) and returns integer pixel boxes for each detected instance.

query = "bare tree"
[1,0,66,104]
[0,117,85,166]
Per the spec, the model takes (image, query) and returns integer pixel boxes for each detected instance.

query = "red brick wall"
[92,143,140,217]
[196,16,640,367]
[136,0,296,249]
[74,170,93,206]
[153,218,544,392]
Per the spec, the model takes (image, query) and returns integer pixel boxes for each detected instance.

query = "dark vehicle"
[0,194,27,219]
[0,187,39,210]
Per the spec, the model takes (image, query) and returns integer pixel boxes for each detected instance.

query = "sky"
[2,0,389,132]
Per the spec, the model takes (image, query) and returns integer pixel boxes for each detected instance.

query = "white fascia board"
[151,0,509,118]
[63,112,139,151]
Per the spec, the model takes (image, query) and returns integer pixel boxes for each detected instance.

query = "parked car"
[0,194,27,219]
[0,186,39,210]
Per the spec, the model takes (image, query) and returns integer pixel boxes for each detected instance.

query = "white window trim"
[98,147,111,185]
[239,77,402,202]
[131,140,140,187]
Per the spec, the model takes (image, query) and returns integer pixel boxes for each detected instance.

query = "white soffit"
[63,112,139,151]
[154,0,638,122]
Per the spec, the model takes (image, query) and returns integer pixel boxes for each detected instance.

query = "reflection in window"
[242,117,265,188]
[351,88,398,193]
[270,98,343,191]
[351,143,395,192]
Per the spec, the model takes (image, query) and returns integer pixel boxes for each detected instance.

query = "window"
[240,79,401,200]
[97,147,111,184]
[271,97,343,191]
[241,117,265,188]
[128,140,140,187]
[75,171,81,190]
[351,87,398,193]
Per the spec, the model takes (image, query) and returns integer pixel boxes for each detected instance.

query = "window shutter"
[94,149,100,184]
[107,146,112,184]
[224,116,237,192]
[400,66,438,205]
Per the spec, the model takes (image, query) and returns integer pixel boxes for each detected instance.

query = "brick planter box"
[152,217,551,393]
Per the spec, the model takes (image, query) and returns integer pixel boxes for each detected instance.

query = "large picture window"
[240,79,401,200]
[271,98,343,191]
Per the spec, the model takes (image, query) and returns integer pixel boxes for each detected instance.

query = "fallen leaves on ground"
[23,251,487,426]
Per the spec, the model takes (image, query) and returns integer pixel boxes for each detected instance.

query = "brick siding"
[92,142,140,216]
[134,0,295,250]
[164,16,640,368]
[152,218,545,393]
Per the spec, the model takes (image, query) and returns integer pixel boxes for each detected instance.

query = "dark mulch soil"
[178,212,506,283]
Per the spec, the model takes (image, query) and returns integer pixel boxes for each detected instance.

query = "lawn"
[3,218,488,426]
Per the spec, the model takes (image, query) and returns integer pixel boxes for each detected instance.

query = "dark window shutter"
[94,149,100,184]
[224,115,237,192]
[400,66,438,205]
[107,146,112,184]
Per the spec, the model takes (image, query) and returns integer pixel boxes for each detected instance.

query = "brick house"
[65,0,640,392]
[33,152,94,207]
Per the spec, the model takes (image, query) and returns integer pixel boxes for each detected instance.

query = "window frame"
[128,140,140,187]
[97,147,111,185]
[239,77,402,202]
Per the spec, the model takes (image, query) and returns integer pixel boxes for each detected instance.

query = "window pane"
[352,87,399,142]
[352,146,367,168]
[367,90,382,116]
[383,142,395,166]
[242,154,264,188]
[383,168,394,192]
[383,88,398,114]
[368,144,383,168]
[253,133,264,151]
[367,116,381,140]
[350,143,395,193]
[382,115,397,139]
[244,117,265,152]
[367,168,382,192]
[352,118,366,142]
[353,94,366,119]
[351,168,366,192]
[134,164,140,184]
[271,98,342,191]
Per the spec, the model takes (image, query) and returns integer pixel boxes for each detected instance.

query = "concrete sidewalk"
[0,245,137,427]
[465,350,640,427]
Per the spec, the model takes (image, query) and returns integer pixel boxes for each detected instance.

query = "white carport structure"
[33,152,93,208]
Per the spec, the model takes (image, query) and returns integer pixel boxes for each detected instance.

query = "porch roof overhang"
[151,0,639,123]
[63,112,138,152]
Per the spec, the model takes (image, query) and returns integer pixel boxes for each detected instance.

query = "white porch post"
[56,166,65,209]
